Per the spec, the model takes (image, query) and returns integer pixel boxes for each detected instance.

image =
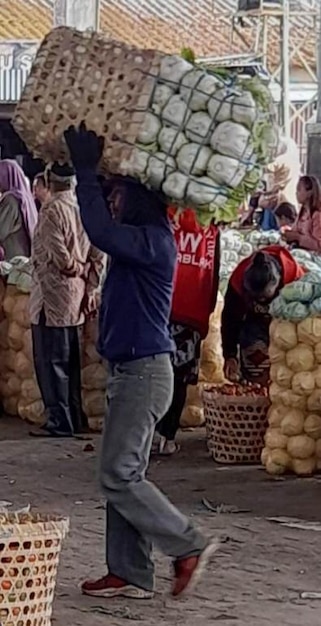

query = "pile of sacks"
[0,258,107,430]
[0,257,229,431]
[81,319,107,431]
[180,292,225,427]
[262,271,321,475]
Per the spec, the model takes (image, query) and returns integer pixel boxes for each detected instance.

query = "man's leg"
[31,318,74,435]
[68,326,89,433]
[106,502,154,592]
[100,355,207,574]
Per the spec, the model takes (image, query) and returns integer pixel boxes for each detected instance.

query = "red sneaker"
[81,574,154,599]
[172,539,220,597]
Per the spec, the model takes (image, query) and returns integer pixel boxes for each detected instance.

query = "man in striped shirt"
[30,163,105,437]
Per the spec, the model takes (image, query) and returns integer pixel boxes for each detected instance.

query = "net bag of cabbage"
[0,511,69,626]
[263,270,321,476]
[13,27,278,226]
[203,383,269,464]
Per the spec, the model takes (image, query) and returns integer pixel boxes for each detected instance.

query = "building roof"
[0,0,317,71]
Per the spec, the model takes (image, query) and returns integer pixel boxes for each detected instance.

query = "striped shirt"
[30,190,105,327]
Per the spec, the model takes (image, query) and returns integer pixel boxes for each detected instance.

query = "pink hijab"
[0,159,37,240]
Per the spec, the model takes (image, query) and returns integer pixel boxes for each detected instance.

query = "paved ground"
[1,417,321,626]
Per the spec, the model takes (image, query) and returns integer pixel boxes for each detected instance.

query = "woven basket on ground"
[203,388,269,464]
[0,512,69,626]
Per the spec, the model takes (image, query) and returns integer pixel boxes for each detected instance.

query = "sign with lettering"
[0,42,38,72]
[173,222,216,270]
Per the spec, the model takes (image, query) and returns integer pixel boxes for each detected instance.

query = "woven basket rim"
[202,390,269,406]
[0,513,69,538]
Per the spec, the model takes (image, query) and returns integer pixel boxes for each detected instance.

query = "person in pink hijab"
[0,159,38,260]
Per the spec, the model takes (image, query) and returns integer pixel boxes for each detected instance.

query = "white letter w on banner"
[179,232,203,254]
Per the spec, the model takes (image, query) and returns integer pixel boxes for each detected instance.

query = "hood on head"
[108,176,169,227]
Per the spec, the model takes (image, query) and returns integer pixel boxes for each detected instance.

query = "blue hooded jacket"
[75,169,177,363]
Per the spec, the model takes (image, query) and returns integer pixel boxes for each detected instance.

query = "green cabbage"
[282,282,315,304]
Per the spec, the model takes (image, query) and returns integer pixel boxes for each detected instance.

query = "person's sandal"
[159,440,181,456]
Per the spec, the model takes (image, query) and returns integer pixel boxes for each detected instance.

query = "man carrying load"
[64,122,219,599]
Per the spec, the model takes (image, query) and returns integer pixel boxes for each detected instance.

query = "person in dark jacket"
[64,123,217,601]
[222,245,304,384]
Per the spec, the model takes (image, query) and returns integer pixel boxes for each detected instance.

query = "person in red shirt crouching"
[222,245,305,384]
[156,208,220,455]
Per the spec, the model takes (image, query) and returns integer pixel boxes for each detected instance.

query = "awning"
[0,69,30,103]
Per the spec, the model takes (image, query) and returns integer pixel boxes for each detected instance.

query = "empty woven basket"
[203,388,269,464]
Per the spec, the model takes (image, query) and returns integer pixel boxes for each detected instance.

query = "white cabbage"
[180,69,219,111]
[185,112,213,144]
[158,127,188,156]
[186,177,226,207]
[208,88,233,123]
[126,148,149,179]
[161,95,191,127]
[176,143,211,176]
[151,84,174,115]
[207,154,248,189]
[137,112,161,145]
[146,153,176,190]
[210,121,253,161]
[159,55,192,85]
[162,171,189,201]
[240,242,253,257]
[231,92,257,127]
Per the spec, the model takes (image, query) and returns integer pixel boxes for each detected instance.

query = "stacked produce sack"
[180,293,225,427]
[262,270,321,475]
[81,318,107,431]
[0,258,106,430]
[0,258,43,420]
[13,27,278,226]
[0,265,8,413]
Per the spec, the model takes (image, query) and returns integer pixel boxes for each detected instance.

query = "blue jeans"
[100,354,206,591]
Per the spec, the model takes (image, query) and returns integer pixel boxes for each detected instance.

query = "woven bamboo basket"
[0,512,69,626]
[203,388,269,464]
[13,27,162,176]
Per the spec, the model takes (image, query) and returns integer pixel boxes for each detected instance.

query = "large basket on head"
[12,27,278,224]
[203,388,269,464]
[0,512,69,626]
